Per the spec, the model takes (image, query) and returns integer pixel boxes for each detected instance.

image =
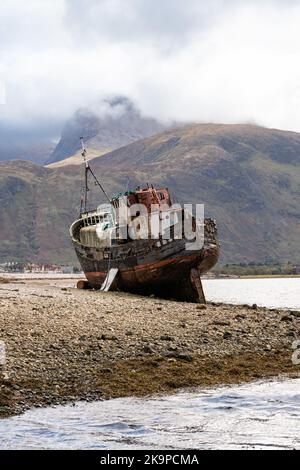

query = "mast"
[80,137,111,214]
[80,137,89,213]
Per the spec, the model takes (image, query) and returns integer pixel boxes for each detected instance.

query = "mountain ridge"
[1,123,299,265]
[47,97,168,164]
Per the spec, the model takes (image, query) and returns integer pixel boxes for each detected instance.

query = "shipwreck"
[70,139,219,303]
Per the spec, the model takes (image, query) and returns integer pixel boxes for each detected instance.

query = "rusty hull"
[70,219,219,303]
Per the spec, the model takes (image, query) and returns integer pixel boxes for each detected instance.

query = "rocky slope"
[47,97,167,164]
[1,123,300,264]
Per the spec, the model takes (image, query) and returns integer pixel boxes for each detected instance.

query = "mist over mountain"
[1,123,299,266]
[0,124,56,164]
[47,97,168,164]
[0,96,171,165]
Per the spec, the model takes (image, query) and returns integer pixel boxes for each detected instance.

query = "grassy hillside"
[1,123,300,265]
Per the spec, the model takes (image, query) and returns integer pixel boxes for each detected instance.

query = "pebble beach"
[0,275,299,418]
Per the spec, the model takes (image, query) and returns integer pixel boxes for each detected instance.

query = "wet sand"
[0,275,299,418]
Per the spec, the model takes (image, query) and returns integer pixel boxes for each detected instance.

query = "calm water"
[203,277,300,309]
[1,378,300,450]
[1,277,299,450]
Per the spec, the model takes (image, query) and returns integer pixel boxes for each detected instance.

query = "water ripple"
[1,377,300,450]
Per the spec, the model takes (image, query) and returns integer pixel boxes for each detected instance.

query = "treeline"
[213,262,300,276]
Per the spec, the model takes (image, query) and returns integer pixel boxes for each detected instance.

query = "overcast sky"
[1,0,300,135]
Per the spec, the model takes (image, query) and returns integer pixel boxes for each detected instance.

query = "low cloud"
[64,0,222,47]
[0,81,5,105]
[1,0,300,136]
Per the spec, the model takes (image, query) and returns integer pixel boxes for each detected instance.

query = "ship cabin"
[80,204,115,228]
[111,186,172,213]
[76,187,179,249]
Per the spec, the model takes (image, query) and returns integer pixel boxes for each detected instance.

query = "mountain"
[0,126,55,164]
[46,97,167,165]
[1,123,300,265]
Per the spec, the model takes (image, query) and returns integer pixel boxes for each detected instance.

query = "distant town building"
[1,262,76,274]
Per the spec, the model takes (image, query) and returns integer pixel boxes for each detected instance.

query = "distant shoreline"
[0,276,300,419]
[206,274,300,279]
[240,274,300,279]
[2,272,300,282]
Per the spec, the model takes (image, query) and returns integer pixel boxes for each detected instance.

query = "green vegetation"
[213,261,300,277]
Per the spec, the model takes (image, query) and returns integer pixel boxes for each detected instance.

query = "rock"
[223,331,232,340]
[213,320,231,327]
[149,360,160,368]
[10,384,20,390]
[0,372,9,381]
[160,335,175,341]
[101,368,113,374]
[281,315,293,322]
[125,331,134,336]
[252,304,258,310]
[235,314,246,320]
[177,353,194,362]
[30,331,41,337]
[100,334,118,341]
[196,305,207,310]
[290,311,300,318]
[287,331,296,337]
[142,345,154,354]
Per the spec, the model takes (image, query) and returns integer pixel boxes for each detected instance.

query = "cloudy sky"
[1,0,300,136]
